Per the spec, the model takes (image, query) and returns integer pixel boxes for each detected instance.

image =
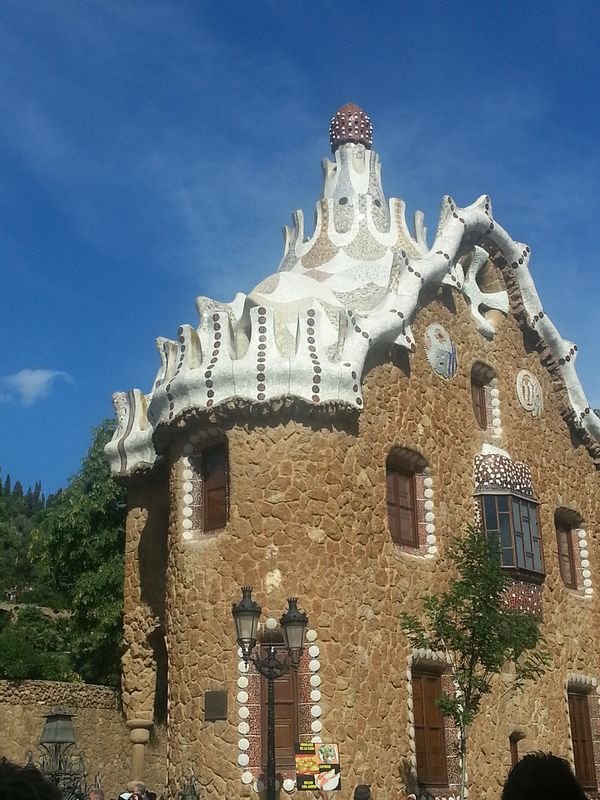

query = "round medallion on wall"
[424,323,458,380]
[516,369,543,418]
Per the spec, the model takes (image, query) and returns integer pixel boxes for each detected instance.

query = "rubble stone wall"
[125,285,599,800]
[0,680,166,798]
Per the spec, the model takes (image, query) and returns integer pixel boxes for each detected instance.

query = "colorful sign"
[295,742,341,791]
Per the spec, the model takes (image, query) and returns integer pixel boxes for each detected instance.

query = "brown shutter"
[569,691,597,790]
[386,468,417,547]
[413,670,448,786]
[260,643,299,769]
[203,443,228,531]
[471,380,487,430]
[556,520,576,589]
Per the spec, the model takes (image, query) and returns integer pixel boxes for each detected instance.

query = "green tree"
[0,607,75,681]
[0,469,47,600]
[400,525,549,800]
[31,420,126,686]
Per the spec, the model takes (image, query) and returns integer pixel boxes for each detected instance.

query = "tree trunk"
[459,725,468,800]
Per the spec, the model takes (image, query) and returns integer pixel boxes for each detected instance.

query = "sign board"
[204,690,228,721]
[295,742,341,791]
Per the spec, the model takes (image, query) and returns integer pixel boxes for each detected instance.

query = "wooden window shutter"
[471,379,487,430]
[202,443,228,532]
[556,520,577,589]
[386,467,418,547]
[260,642,299,769]
[413,670,448,786]
[569,691,597,790]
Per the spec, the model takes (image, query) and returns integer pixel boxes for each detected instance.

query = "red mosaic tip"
[329,103,373,153]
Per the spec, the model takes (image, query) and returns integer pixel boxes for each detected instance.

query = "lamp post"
[33,706,87,800]
[232,587,308,800]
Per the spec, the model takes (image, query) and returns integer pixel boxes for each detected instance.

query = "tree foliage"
[30,419,127,686]
[0,607,75,681]
[0,472,47,600]
[400,525,550,799]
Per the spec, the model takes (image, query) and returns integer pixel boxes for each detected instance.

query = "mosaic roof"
[106,106,600,476]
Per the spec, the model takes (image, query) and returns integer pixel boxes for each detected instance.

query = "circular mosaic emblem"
[516,369,543,418]
[424,323,458,380]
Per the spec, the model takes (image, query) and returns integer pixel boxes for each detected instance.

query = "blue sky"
[2,0,599,494]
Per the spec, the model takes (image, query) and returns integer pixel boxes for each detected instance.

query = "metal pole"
[266,662,277,800]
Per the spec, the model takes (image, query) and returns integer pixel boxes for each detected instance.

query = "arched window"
[187,439,230,536]
[386,448,429,550]
[555,508,585,590]
[470,362,497,432]
[202,441,229,531]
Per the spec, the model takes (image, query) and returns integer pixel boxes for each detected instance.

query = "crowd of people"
[0,753,591,799]
[0,766,156,800]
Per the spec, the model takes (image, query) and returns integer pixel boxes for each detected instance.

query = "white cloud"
[0,369,73,405]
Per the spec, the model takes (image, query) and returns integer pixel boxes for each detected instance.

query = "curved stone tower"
[109,105,600,800]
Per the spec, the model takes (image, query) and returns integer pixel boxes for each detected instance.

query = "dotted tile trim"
[576,528,594,597]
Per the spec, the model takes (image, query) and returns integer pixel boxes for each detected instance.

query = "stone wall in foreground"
[0,680,166,799]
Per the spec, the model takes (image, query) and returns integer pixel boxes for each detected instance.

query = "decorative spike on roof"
[329,103,373,152]
[105,106,600,477]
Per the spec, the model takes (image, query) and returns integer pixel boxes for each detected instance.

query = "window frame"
[386,465,419,548]
[479,493,545,582]
[202,441,229,532]
[568,690,597,791]
[555,516,578,589]
[412,668,449,787]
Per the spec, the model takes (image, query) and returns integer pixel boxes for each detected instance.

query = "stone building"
[106,104,600,800]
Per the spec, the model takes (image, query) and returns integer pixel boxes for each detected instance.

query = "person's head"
[354,785,371,800]
[88,789,105,800]
[502,752,587,800]
[0,759,61,800]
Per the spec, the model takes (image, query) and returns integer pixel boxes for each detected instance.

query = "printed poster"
[295,742,341,791]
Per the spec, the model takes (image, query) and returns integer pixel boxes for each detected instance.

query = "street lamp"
[33,706,87,800]
[232,587,308,800]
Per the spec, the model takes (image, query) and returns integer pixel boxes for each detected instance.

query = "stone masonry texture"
[121,285,599,800]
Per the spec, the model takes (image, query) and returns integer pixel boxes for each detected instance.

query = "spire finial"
[329,103,373,153]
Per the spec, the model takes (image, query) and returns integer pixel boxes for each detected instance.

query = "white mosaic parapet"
[106,124,600,475]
